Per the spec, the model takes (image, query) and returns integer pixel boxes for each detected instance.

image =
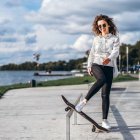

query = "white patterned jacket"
[87,33,120,68]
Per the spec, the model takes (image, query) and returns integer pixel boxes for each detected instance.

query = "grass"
[113,74,138,82]
[38,75,95,86]
[0,83,30,98]
[37,74,138,87]
[0,74,138,98]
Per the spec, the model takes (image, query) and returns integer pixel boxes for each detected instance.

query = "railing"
[65,83,93,140]
[139,69,140,81]
[66,94,83,140]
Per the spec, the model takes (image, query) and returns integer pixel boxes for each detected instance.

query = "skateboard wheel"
[92,126,96,132]
[65,107,71,111]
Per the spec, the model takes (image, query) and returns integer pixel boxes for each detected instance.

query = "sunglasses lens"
[103,24,106,28]
[98,24,106,29]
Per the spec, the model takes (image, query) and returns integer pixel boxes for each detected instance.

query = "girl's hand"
[103,58,111,65]
[87,67,93,76]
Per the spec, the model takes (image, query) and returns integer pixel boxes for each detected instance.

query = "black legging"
[85,64,113,119]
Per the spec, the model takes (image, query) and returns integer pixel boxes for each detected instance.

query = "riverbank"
[0,70,73,86]
[0,74,138,98]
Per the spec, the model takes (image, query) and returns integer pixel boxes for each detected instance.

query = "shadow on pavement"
[111,105,136,140]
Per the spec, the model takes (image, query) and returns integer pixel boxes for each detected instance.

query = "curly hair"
[92,14,118,36]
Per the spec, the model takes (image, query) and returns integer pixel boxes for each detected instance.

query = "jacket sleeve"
[108,36,120,60]
[87,38,95,68]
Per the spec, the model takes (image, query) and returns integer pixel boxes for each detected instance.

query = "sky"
[0,0,140,65]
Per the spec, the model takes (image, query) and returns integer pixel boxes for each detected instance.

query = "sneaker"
[102,119,111,130]
[75,100,86,112]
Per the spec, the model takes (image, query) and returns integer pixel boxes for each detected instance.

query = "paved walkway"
[0,80,140,140]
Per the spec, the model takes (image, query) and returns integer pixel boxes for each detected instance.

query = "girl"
[75,14,120,129]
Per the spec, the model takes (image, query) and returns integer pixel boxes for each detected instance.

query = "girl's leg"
[75,64,106,112]
[101,66,113,119]
[85,64,106,101]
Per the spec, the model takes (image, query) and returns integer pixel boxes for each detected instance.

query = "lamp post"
[126,46,129,73]
[119,54,121,73]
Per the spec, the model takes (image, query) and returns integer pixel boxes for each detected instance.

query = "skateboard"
[61,95,109,133]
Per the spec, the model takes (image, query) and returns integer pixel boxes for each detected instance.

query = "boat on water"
[34,69,87,77]
[70,69,80,73]
[34,72,72,76]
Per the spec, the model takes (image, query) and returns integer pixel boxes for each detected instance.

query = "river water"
[0,71,73,86]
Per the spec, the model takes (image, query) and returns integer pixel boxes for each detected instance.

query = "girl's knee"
[98,78,106,85]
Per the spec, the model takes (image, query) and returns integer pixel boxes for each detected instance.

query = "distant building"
[82,62,87,73]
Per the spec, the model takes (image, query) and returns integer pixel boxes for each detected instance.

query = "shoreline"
[0,74,138,98]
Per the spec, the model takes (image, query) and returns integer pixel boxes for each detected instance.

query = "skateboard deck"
[61,95,109,133]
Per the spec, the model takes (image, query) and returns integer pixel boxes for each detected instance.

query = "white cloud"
[0,32,36,53]
[72,35,92,52]
[33,24,73,51]
[114,12,140,32]
[0,0,140,65]
[120,32,140,45]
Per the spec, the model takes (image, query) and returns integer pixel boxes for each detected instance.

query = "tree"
[33,53,41,69]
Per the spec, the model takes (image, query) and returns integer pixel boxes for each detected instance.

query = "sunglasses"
[98,23,107,30]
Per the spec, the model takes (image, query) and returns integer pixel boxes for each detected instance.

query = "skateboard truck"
[65,106,71,111]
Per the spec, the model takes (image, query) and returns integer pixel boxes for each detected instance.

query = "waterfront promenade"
[0,80,140,140]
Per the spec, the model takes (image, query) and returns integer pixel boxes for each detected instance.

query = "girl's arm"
[108,36,120,60]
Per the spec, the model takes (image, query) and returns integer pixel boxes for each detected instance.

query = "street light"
[119,54,121,72]
[126,46,129,73]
